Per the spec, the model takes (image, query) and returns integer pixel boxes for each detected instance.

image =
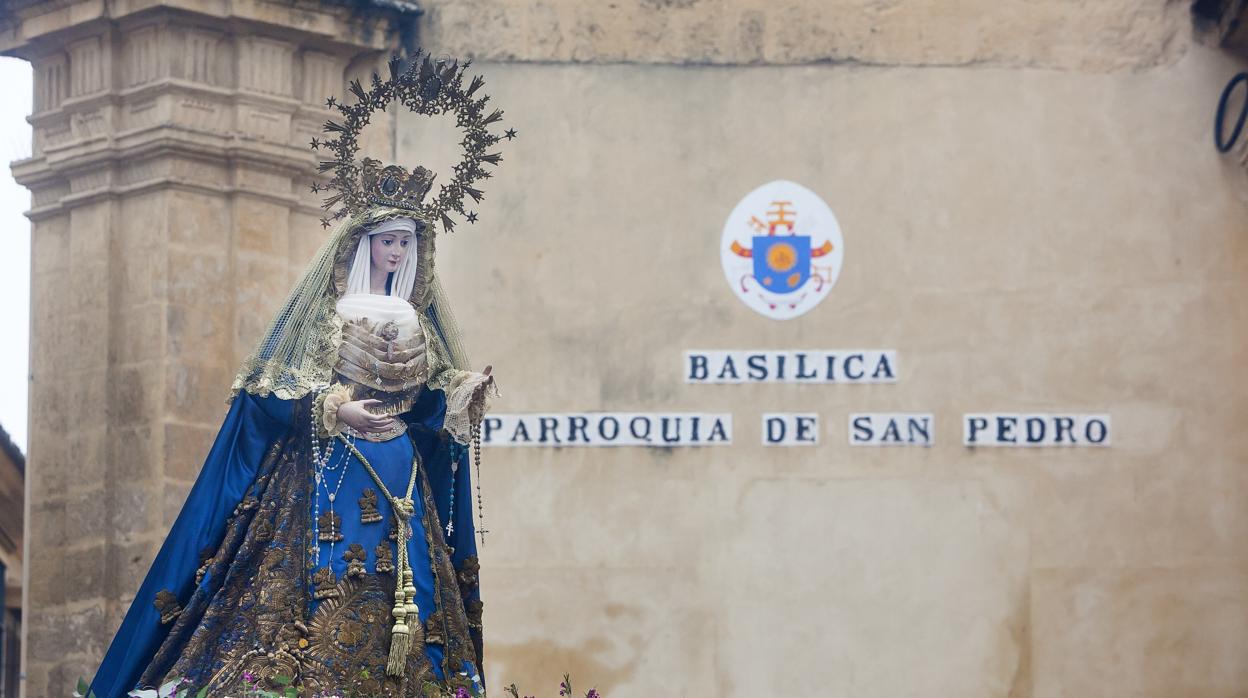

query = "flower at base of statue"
[242,650,300,690]
[586,690,600,698]
[455,688,470,698]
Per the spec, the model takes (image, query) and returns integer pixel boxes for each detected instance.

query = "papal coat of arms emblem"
[720,180,845,320]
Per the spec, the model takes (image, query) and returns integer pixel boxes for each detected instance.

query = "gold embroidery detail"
[424,612,445,647]
[305,576,434,696]
[360,488,383,523]
[456,555,480,592]
[195,545,216,586]
[317,510,343,542]
[234,496,259,514]
[375,543,395,574]
[153,589,182,625]
[343,543,368,578]
[254,517,275,542]
[312,566,340,600]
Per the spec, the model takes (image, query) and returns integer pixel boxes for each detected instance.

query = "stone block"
[107,425,158,483]
[165,361,233,425]
[31,214,69,273]
[105,480,157,545]
[162,477,193,529]
[111,305,164,366]
[22,664,50,698]
[235,198,289,256]
[68,202,110,264]
[61,549,109,613]
[110,363,161,428]
[163,421,215,481]
[168,190,229,251]
[26,419,70,493]
[65,486,108,544]
[166,246,228,307]
[25,515,67,607]
[49,657,99,698]
[166,302,230,364]
[64,307,111,373]
[105,538,160,602]
[62,367,108,427]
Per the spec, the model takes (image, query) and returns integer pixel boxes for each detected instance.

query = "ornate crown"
[311,51,516,232]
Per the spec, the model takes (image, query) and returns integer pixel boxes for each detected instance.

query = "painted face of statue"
[370,232,411,276]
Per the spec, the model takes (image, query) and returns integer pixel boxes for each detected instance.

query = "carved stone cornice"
[1,0,402,220]
[0,1,401,58]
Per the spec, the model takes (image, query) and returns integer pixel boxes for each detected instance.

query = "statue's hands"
[467,365,497,424]
[337,399,396,434]
[473,365,495,399]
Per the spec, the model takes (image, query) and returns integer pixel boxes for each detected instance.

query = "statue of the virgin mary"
[88,54,508,698]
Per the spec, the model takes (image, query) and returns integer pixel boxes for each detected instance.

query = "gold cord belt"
[336,435,421,678]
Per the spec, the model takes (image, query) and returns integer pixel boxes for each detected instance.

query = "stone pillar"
[0,2,411,693]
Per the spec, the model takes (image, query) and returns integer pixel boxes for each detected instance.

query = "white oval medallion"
[720,180,845,320]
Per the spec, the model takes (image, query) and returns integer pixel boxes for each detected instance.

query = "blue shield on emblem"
[752,235,812,294]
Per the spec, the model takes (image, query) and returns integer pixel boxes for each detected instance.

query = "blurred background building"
[1,0,1247,696]
[0,424,22,698]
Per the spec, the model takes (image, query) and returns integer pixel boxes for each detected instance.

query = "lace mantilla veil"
[229,204,474,404]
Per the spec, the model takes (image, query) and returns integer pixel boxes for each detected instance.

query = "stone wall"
[404,10,1248,698]
[0,1,406,693]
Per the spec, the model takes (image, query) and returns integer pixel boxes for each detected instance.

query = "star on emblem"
[466,212,479,224]
[504,128,517,141]
[310,138,320,150]
[325,96,337,108]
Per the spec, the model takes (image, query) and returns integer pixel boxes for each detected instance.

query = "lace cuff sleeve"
[313,383,355,438]
[442,371,500,445]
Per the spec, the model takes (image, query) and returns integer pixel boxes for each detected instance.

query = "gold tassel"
[387,588,410,677]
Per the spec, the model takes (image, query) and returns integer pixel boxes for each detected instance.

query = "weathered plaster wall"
[409,43,1248,697]
[414,0,1189,69]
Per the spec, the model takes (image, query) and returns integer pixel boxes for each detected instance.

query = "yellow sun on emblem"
[767,242,798,272]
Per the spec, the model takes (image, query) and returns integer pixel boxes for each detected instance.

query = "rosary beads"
[310,392,353,566]
[471,422,487,545]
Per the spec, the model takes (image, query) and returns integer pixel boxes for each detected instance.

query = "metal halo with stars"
[310,50,515,233]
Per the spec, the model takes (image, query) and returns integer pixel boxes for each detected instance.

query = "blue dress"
[88,388,484,698]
